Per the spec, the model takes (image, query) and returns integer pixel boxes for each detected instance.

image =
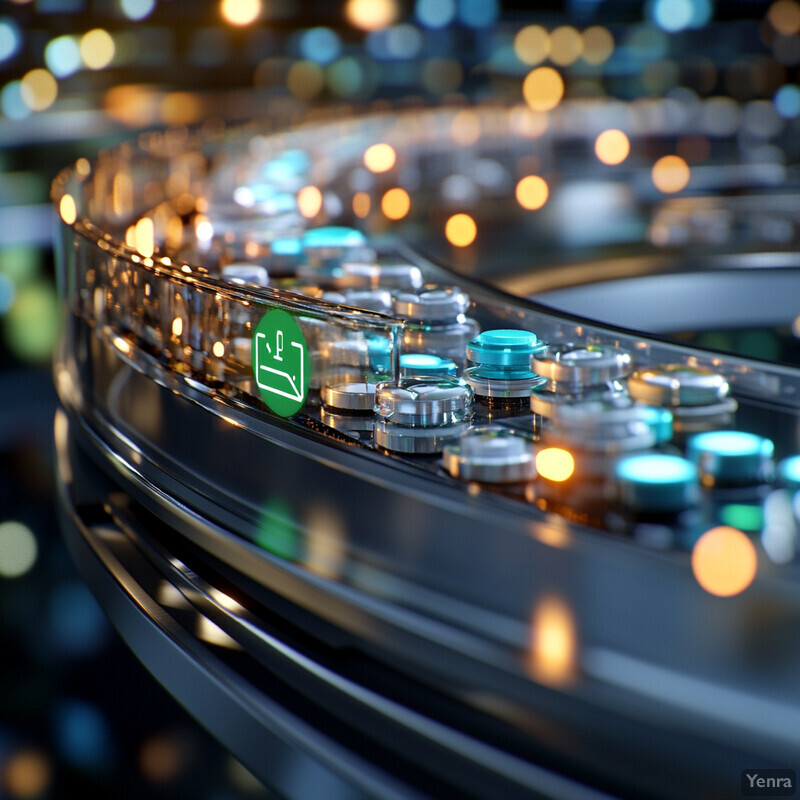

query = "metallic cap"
[687,430,774,485]
[394,286,470,321]
[324,338,393,373]
[374,420,468,454]
[322,288,393,314]
[374,377,473,427]
[465,367,547,400]
[627,364,730,407]
[615,454,700,512]
[321,381,379,413]
[442,426,536,483]
[533,344,632,389]
[222,263,269,286]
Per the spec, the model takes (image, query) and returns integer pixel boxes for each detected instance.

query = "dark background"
[1,0,798,797]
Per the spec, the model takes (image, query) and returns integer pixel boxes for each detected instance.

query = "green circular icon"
[252,308,311,417]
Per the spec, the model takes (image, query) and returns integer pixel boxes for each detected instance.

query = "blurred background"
[2,0,800,797]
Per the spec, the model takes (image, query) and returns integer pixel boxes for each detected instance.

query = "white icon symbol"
[255,330,304,402]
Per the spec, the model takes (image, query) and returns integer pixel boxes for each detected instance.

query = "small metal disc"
[321,381,378,413]
[374,377,473,427]
[533,344,632,390]
[627,364,730,407]
[442,426,536,483]
[394,286,470,322]
[465,368,547,400]
[374,420,468,454]
[222,263,269,286]
[322,288,393,314]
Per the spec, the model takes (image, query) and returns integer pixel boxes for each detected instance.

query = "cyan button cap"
[400,353,458,377]
[687,430,774,484]
[302,226,367,250]
[641,405,674,445]
[466,329,547,368]
[615,453,699,512]
[777,454,800,491]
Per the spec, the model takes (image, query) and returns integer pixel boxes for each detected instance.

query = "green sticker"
[252,308,311,417]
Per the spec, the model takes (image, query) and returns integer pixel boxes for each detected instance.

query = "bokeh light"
[2,749,53,798]
[327,57,364,97]
[286,61,325,100]
[381,187,410,220]
[522,67,564,112]
[768,0,800,35]
[139,732,189,783]
[120,0,156,21]
[49,580,110,656]
[299,27,341,65]
[528,596,577,686]
[4,282,60,361]
[346,0,398,31]
[535,448,575,482]
[422,57,462,93]
[651,154,691,193]
[364,143,396,173]
[297,185,323,218]
[445,213,477,246]
[582,26,615,65]
[0,18,21,63]
[353,191,371,218]
[515,175,549,210]
[595,129,631,165]
[44,35,82,78]
[135,217,155,258]
[457,0,498,29]
[80,29,115,70]
[59,194,77,225]
[691,526,758,597]
[514,25,550,66]
[1,81,29,120]
[415,0,456,29]
[549,26,583,67]
[651,0,713,32]
[774,83,800,117]
[0,521,38,578]
[20,69,58,112]
[220,0,261,26]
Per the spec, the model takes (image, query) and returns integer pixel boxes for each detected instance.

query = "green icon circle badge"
[252,309,311,417]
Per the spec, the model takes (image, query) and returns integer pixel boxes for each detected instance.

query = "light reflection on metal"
[528,595,578,687]
[197,616,242,650]
[305,506,347,580]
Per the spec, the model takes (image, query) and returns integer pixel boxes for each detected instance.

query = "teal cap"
[302,226,366,251]
[687,430,774,485]
[466,329,547,371]
[400,353,458,378]
[615,453,699,512]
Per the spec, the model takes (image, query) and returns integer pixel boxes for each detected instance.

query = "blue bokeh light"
[775,84,800,119]
[415,0,456,29]
[1,81,30,120]
[44,35,82,78]
[299,27,341,65]
[457,0,498,29]
[54,700,114,771]
[0,18,20,63]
